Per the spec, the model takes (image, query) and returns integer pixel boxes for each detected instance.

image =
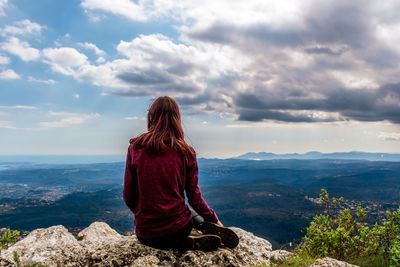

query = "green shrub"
[348,255,390,267]
[1,228,20,249]
[390,236,400,267]
[298,189,400,262]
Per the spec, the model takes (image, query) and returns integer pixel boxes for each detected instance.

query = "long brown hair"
[130,96,194,157]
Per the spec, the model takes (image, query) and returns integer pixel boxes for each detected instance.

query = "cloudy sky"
[0,0,399,157]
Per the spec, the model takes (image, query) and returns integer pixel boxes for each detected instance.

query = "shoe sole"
[185,234,221,252]
[201,222,239,249]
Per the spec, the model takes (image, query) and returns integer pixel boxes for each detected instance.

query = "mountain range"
[235,151,400,161]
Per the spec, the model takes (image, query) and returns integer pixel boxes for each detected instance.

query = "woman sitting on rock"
[123,96,239,251]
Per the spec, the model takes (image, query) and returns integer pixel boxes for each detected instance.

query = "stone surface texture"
[0,222,358,267]
[269,249,294,262]
[310,257,359,267]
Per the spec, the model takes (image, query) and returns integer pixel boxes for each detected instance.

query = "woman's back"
[125,145,192,238]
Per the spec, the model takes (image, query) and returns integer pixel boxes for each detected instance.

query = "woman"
[123,96,239,251]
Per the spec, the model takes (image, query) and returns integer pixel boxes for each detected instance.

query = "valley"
[0,156,399,248]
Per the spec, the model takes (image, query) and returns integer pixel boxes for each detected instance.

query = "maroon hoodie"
[123,145,218,239]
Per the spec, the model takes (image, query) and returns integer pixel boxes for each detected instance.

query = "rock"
[0,258,14,266]
[0,222,274,267]
[310,257,359,267]
[78,221,123,245]
[0,225,84,267]
[131,255,160,266]
[269,249,294,261]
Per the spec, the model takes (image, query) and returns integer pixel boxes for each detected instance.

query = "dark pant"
[137,208,204,250]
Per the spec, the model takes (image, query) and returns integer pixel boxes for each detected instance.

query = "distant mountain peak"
[235,151,400,161]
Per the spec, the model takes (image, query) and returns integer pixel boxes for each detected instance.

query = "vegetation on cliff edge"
[273,189,400,266]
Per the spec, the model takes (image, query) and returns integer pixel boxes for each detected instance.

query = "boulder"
[0,225,84,266]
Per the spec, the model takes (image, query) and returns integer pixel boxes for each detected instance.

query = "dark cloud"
[103,82,199,98]
[166,62,194,76]
[235,93,322,111]
[108,68,199,98]
[175,92,212,106]
[117,70,171,85]
[188,23,303,49]
[187,2,373,50]
[305,4,371,48]
[288,90,309,97]
[238,109,338,123]
[305,47,338,55]
[312,58,354,71]
[234,84,400,123]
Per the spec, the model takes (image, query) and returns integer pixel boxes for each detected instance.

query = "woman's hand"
[216,220,224,227]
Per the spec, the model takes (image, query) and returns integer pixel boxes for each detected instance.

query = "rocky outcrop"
[0,222,276,267]
[0,222,359,267]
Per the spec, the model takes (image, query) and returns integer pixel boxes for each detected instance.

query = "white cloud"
[1,37,40,61]
[43,47,88,67]
[78,42,105,55]
[378,132,400,141]
[40,112,100,128]
[0,54,10,64]
[84,9,103,22]
[330,71,380,89]
[81,0,148,22]
[81,0,308,27]
[80,0,307,28]
[125,116,138,120]
[77,33,248,94]
[0,105,37,109]
[73,93,80,99]
[0,69,20,79]
[1,19,46,36]
[96,56,105,63]
[0,0,8,16]
[0,121,15,129]
[42,47,88,75]
[28,76,55,85]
